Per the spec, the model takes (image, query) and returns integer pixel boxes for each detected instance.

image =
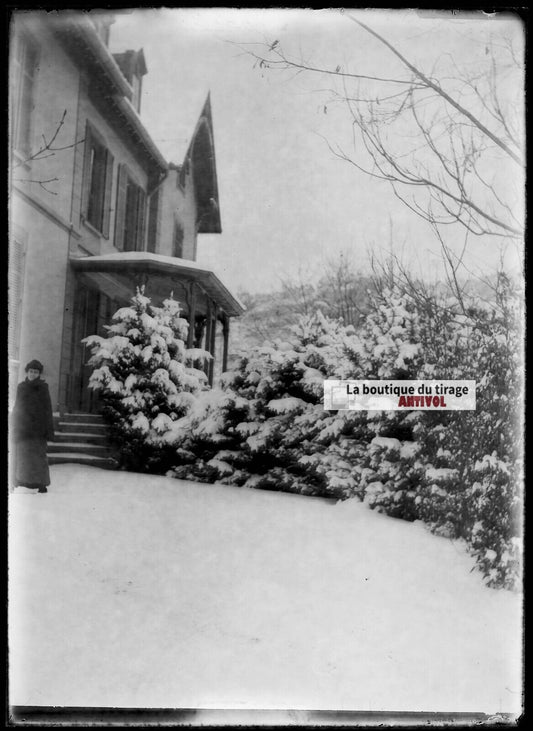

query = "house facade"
[9,10,244,414]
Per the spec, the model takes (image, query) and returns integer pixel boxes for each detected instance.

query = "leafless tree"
[240,14,525,253]
[11,110,84,194]
[314,251,373,327]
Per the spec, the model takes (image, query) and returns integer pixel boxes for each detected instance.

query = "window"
[11,32,39,157]
[112,50,146,114]
[81,122,114,237]
[114,163,146,251]
[173,220,184,258]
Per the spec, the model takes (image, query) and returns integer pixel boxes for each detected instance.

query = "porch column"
[208,303,218,385]
[222,314,230,373]
[204,298,213,380]
[186,282,197,349]
[133,273,149,292]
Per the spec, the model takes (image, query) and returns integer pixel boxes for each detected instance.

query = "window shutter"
[8,238,26,357]
[80,122,93,220]
[146,189,160,253]
[136,187,146,251]
[101,150,114,238]
[114,163,128,251]
[173,220,184,258]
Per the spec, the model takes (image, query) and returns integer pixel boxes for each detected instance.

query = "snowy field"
[9,465,522,715]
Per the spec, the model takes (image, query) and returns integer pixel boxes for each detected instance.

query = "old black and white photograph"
[8,7,524,726]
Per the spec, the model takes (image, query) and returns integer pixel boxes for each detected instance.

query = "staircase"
[48,413,119,470]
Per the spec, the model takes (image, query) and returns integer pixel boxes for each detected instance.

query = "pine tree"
[84,288,210,473]
[169,311,360,498]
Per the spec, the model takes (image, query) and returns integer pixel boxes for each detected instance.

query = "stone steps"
[48,413,118,470]
[53,431,108,445]
[47,441,114,457]
[57,421,106,435]
[48,452,118,469]
[56,413,104,424]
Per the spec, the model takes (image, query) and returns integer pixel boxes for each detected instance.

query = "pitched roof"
[185,94,222,234]
[52,13,167,172]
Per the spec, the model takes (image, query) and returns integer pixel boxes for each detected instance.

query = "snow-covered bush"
[83,288,210,473]
[161,275,522,590]
[347,277,523,590]
[360,437,423,521]
[168,311,363,498]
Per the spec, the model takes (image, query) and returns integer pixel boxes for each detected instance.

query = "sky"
[108,8,525,295]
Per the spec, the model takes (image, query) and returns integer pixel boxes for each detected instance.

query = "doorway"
[70,284,113,413]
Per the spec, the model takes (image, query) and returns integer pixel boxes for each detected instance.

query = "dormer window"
[112,49,147,114]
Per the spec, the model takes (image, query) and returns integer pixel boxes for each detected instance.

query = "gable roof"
[51,13,221,232]
[184,94,222,234]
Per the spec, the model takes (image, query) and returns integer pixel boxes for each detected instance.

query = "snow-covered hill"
[9,465,522,714]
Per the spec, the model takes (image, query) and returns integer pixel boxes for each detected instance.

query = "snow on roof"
[71,252,245,316]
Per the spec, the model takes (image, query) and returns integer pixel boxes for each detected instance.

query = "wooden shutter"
[101,149,114,239]
[146,189,160,253]
[80,122,93,220]
[136,187,146,251]
[114,163,128,251]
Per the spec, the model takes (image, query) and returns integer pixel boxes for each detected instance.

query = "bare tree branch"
[346,15,524,167]
[11,176,60,194]
[239,15,524,280]
[12,110,85,194]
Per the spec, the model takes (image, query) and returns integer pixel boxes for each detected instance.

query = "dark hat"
[25,359,44,373]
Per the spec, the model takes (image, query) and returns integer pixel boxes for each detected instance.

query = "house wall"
[158,168,198,260]
[10,12,237,411]
[10,18,79,408]
[58,78,158,411]
[11,18,79,224]
[10,196,71,410]
[70,79,151,258]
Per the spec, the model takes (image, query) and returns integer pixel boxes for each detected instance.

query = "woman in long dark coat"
[11,359,55,493]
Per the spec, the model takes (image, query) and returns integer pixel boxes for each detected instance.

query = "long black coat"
[11,378,55,487]
[12,378,55,441]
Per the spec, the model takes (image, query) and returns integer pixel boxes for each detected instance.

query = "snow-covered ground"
[9,465,522,714]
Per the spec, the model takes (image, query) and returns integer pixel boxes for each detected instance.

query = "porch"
[59,252,245,414]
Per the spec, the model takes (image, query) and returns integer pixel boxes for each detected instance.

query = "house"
[9,10,244,416]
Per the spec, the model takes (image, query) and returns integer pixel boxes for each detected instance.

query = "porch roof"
[70,252,245,317]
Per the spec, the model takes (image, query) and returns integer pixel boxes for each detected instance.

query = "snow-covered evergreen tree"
[83,288,210,472]
[168,311,361,498]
